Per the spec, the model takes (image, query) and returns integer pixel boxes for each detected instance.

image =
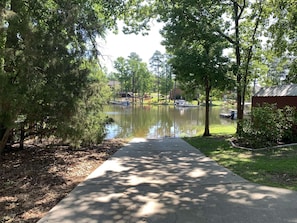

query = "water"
[104,105,236,139]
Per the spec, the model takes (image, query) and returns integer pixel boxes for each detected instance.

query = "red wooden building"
[252,84,297,108]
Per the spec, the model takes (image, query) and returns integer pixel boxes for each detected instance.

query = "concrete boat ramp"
[38,138,297,223]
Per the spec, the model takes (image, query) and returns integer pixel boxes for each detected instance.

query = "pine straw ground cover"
[0,139,128,223]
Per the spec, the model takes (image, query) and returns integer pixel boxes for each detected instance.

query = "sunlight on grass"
[184,136,297,191]
[211,101,224,106]
[194,124,236,136]
[210,124,236,135]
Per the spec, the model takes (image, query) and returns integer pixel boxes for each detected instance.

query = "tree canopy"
[1,0,296,151]
[149,50,173,102]
[0,0,128,152]
[113,52,153,101]
[269,0,297,83]
[158,1,230,135]
[121,0,296,133]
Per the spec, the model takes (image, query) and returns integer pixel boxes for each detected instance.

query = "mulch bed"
[0,139,127,223]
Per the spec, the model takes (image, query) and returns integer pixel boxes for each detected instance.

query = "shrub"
[281,106,297,143]
[238,104,297,148]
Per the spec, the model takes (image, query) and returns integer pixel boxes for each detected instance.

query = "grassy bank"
[195,124,236,136]
[184,136,297,191]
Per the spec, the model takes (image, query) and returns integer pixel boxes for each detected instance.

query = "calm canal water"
[104,105,236,139]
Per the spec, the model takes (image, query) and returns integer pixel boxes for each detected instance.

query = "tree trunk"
[132,74,135,103]
[20,123,25,150]
[241,0,263,128]
[233,1,244,134]
[203,78,211,137]
[0,127,11,154]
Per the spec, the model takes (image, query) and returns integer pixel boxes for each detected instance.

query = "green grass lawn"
[193,124,236,136]
[184,136,297,191]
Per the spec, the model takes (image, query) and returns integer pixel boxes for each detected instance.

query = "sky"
[98,22,166,73]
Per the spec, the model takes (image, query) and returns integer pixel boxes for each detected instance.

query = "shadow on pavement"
[38,138,297,223]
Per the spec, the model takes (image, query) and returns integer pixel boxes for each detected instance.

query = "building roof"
[254,84,297,97]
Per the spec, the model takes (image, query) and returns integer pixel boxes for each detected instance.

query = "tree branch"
[214,29,236,45]
[231,0,246,20]
[242,0,264,107]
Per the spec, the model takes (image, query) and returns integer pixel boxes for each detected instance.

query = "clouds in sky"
[99,23,166,72]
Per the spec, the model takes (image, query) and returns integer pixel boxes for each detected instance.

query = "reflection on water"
[104,105,236,139]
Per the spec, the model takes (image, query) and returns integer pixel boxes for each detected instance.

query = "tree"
[113,53,153,102]
[149,50,163,102]
[127,52,143,102]
[162,15,229,135]
[0,0,127,153]
[122,0,268,133]
[61,60,112,146]
[149,51,173,102]
[268,0,297,83]
[161,54,174,101]
[114,57,131,95]
[129,55,154,101]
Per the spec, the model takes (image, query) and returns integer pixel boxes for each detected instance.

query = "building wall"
[252,96,297,108]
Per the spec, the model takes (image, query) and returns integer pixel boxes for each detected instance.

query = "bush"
[281,106,297,143]
[238,104,297,148]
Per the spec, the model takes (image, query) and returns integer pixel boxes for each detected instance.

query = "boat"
[219,110,237,119]
[175,100,198,107]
